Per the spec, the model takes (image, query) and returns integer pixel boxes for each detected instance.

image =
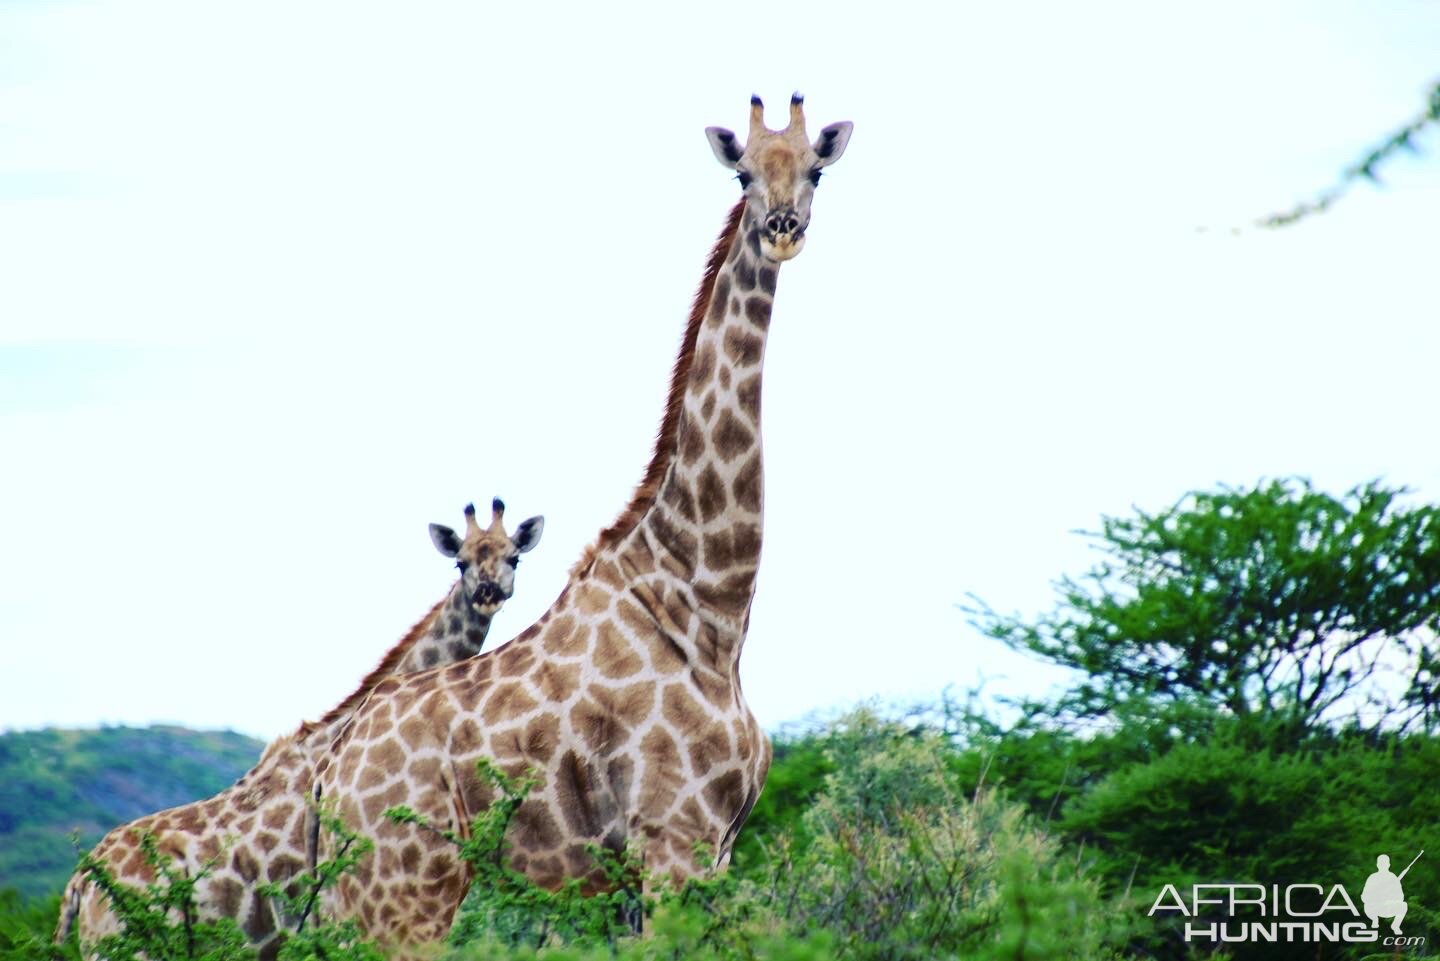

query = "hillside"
[0,726,264,899]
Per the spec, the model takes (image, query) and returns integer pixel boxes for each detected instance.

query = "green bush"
[751,709,1128,961]
[1061,722,1440,960]
[0,889,77,961]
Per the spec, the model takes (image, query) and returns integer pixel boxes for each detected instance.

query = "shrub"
[752,709,1128,961]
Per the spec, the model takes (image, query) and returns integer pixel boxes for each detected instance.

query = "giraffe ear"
[429,524,462,558]
[512,516,544,554]
[705,127,743,168]
[812,122,853,167]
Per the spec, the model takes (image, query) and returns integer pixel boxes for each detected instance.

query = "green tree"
[1261,78,1440,227]
[971,479,1440,740]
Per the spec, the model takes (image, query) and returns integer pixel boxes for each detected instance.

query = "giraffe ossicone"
[312,94,852,957]
[56,498,543,960]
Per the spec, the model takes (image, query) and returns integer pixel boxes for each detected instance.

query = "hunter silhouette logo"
[1363,850,1422,935]
[1149,847,1426,947]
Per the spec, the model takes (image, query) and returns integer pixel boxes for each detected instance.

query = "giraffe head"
[705,93,852,263]
[428,498,544,614]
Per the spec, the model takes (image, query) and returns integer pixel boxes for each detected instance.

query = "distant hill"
[0,726,264,898]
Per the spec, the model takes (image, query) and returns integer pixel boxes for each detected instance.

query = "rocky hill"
[0,726,264,898]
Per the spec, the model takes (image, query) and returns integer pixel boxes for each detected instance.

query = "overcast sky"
[3,1,1438,741]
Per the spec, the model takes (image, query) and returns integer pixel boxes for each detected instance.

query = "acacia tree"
[971,479,1440,736]
[1261,79,1440,227]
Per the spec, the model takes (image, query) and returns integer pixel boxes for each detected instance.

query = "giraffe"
[311,94,852,955]
[56,499,544,960]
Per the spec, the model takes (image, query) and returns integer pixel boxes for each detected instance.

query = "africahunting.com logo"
[1149,850,1425,947]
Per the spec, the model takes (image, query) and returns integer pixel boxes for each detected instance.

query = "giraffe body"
[313,96,852,956]
[57,502,542,960]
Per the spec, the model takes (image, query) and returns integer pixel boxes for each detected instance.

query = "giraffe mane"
[572,197,747,577]
[298,597,447,738]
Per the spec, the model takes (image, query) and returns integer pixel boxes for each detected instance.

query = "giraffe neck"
[395,582,495,672]
[635,204,776,628]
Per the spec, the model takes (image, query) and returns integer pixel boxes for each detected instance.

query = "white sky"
[2,1,1438,741]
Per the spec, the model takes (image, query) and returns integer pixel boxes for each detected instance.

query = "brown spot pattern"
[642,626,689,674]
[662,480,697,522]
[732,454,761,512]
[212,877,244,921]
[450,718,483,755]
[554,750,601,838]
[638,728,684,817]
[648,511,697,574]
[399,715,431,752]
[680,413,706,465]
[688,342,716,387]
[695,572,755,617]
[533,661,582,702]
[712,410,754,463]
[734,258,756,291]
[723,327,763,367]
[736,374,761,420]
[243,892,275,941]
[542,615,588,657]
[367,739,404,773]
[482,682,539,727]
[697,465,727,522]
[757,265,777,293]
[707,275,731,326]
[523,712,560,763]
[594,622,644,679]
[744,296,771,330]
[499,643,536,675]
[571,698,623,755]
[703,770,746,820]
[511,802,563,850]
[576,584,611,616]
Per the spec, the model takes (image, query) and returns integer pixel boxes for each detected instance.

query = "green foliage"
[14,692,1432,961]
[971,478,1440,740]
[443,903,834,961]
[388,719,1127,961]
[386,758,646,952]
[728,731,831,874]
[962,477,1440,959]
[75,831,251,961]
[270,922,385,961]
[1260,78,1440,228]
[1060,720,1440,960]
[946,694,1225,826]
[0,890,77,961]
[0,804,390,961]
[0,727,263,898]
[259,804,385,961]
[753,710,1128,961]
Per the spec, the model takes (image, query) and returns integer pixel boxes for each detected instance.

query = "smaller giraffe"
[56,499,544,961]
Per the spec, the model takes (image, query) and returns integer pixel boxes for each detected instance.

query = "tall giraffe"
[57,500,543,961]
[312,95,852,954]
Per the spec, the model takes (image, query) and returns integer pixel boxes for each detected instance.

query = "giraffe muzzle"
[760,207,807,261]
[471,581,507,609]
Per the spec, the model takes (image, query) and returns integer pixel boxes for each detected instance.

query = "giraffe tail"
[53,873,84,945]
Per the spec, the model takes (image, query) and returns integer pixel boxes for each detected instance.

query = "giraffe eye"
[507,556,520,568]
[808,168,822,186]
[456,560,470,573]
[736,171,753,189]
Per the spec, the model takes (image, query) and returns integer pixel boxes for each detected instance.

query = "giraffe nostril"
[765,210,801,238]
